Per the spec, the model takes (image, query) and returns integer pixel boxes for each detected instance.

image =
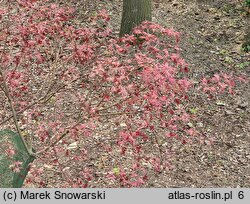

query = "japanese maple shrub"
[0,0,246,187]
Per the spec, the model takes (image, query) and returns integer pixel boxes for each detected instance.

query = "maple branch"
[36,114,90,156]
[97,86,148,112]
[0,69,34,156]
[0,86,59,125]
[96,110,141,117]
[36,130,70,156]
[0,77,80,126]
[0,3,34,156]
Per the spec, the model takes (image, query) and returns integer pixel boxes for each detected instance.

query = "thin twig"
[97,86,148,112]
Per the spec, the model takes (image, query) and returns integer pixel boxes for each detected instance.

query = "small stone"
[225,110,234,115]
[238,102,248,109]
[216,101,226,106]
[172,1,178,6]
[214,16,220,20]
[197,122,203,128]
[120,123,127,127]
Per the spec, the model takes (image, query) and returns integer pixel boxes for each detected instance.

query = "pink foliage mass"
[0,0,247,187]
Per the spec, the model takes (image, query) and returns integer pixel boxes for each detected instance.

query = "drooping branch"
[0,69,34,156]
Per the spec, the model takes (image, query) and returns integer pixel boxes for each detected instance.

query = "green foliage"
[242,44,250,52]
[0,129,35,187]
[189,108,198,114]
[242,30,250,52]
[113,167,120,176]
[246,0,250,7]
[236,61,250,69]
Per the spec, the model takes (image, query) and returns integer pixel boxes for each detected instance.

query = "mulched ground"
[24,0,249,187]
[150,0,250,187]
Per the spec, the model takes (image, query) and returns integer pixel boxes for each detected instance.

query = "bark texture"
[120,0,152,37]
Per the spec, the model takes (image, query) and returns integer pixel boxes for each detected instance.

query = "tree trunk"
[120,0,152,37]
